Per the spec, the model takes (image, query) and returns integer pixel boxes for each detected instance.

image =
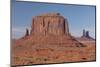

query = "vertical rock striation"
[31,13,69,36]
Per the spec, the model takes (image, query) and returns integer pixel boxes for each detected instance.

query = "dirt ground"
[12,39,96,66]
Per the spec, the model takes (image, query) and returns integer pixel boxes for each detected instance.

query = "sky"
[11,1,96,39]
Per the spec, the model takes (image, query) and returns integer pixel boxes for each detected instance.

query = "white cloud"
[12,26,31,39]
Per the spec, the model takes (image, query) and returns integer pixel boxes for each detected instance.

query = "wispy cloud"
[12,26,31,39]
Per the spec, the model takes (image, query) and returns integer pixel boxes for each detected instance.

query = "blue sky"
[12,1,96,39]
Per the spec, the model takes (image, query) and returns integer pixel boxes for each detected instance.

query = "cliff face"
[31,13,69,35]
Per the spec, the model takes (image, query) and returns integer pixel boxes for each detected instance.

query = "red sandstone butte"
[14,13,85,47]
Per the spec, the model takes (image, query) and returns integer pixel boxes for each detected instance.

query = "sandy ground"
[11,39,96,66]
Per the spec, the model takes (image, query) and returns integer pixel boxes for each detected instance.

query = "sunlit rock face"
[21,13,84,47]
[31,13,69,35]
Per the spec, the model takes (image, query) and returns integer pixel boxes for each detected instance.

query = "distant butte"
[76,29,95,41]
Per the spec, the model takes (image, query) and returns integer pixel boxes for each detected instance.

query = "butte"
[13,13,85,48]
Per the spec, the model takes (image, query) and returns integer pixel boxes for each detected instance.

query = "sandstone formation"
[19,13,85,47]
[82,30,94,39]
[25,29,29,36]
[77,29,95,41]
[31,13,69,35]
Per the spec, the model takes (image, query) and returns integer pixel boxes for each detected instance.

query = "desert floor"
[11,39,96,66]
